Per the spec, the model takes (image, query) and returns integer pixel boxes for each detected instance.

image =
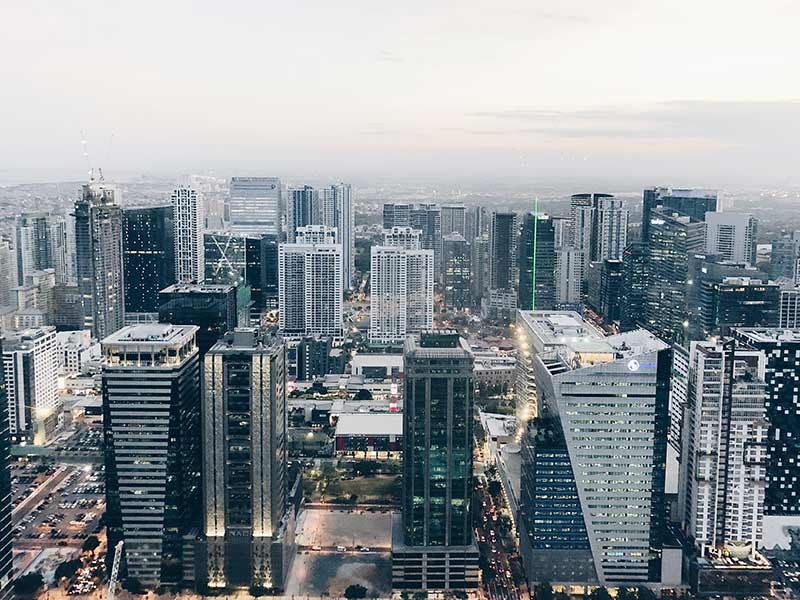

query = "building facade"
[123,206,176,316]
[173,186,205,284]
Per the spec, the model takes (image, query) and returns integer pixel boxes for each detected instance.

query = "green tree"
[344,584,368,599]
[617,588,637,600]
[14,572,43,596]
[637,587,658,600]
[412,592,428,600]
[488,480,503,498]
[534,581,555,600]
[589,587,613,600]
[82,535,100,552]
[54,559,82,580]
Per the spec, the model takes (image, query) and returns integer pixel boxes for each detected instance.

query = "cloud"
[379,50,404,63]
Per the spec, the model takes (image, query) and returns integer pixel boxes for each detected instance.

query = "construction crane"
[107,541,124,600]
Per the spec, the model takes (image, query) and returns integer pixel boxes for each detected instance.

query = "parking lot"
[284,551,392,598]
[295,508,393,550]
[12,461,105,551]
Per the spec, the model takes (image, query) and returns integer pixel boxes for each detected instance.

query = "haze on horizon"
[2,0,799,186]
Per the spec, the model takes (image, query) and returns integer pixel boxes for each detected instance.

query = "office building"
[642,188,719,241]
[102,324,201,588]
[294,225,337,245]
[295,336,337,381]
[15,213,68,285]
[0,241,15,308]
[320,183,355,288]
[470,235,490,306]
[466,206,488,240]
[383,203,412,228]
[74,181,125,339]
[369,245,434,345]
[489,212,518,291]
[555,247,582,309]
[392,331,479,591]
[779,285,800,328]
[202,329,294,592]
[693,277,779,339]
[2,327,60,444]
[732,329,800,549]
[173,186,204,284]
[384,204,442,276]
[704,212,757,265]
[442,234,471,310]
[644,207,706,343]
[586,259,624,325]
[383,226,421,249]
[517,317,673,586]
[679,339,767,554]
[11,269,56,323]
[517,213,556,311]
[0,338,12,600]
[593,195,628,262]
[158,283,245,357]
[278,242,343,339]
[287,185,317,242]
[123,206,176,316]
[229,177,281,237]
[441,204,467,237]
[770,231,800,282]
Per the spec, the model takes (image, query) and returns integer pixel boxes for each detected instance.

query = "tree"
[82,535,100,552]
[637,587,658,600]
[344,584,368,599]
[589,587,613,600]
[354,388,373,401]
[14,572,43,596]
[617,588,637,600]
[488,480,503,498]
[54,559,82,580]
[554,592,571,600]
[534,581,554,600]
[122,577,144,594]
[413,592,428,600]
[352,460,379,477]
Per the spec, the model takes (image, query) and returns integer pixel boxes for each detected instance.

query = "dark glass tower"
[442,233,471,310]
[518,213,556,311]
[0,338,13,600]
[123,205,176,314]
[620,242,648,332]
[489,212,518,291]
[393,331,479,591]
[641,187,718,242]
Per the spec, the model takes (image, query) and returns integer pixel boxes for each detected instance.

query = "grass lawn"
[323,474,401,504]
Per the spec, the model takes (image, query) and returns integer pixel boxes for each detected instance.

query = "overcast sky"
[2,1,799,185]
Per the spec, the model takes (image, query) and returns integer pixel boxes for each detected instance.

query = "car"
[336,545,346,552]
[360,546,371,552]
[311,545,322,551]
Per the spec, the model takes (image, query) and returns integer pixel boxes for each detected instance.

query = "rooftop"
[517,310,604,349]
[735,328,800,344]
[160,282,235,294]
[102,324,198,347]
[335,413,402,437]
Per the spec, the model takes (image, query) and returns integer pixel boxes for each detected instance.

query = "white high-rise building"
[705,212,758,265]
[278,242,343,339]
[779,286,800,328]
[383,226,422,250]
[441,204,467,237]
[369,244,434,345]
[594,195,628,261]
[229,177,282,236]
[0,239,15,307]
[172,186,204,283]
[680,339,768,556]
[15,213,68,285]
[331,183,354,289]
[295,225,338,245]
[2,327,60,444]
[555,247,582,306]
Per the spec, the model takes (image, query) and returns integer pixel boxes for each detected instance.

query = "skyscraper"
[679,339,767,554]
[642,187,718,241]
[586,258,624,325]
[158,283,245,357]
[442,233,471,310]
[441,204,467,237]
[644,207,706,343]
[0,338,13,600]
[278,242,343,339]
[229,177,282,237]
[383,203,412,228]
[489,212,518,291]
[369,242,434,345]
[74,181,125,339]
[2,327,60,444]
[173,186,205,284]
[469,235,490,306]
[770,231,800,282]
[15,213,68,285]
[779,285,800,328]
[202,329,293,592]
[123,206,176,316]
[392,331,479,591]
[294,225,338,245]
[321,183,354,289]
[0,240,15,308]
[692,277,779,340]
[384,226,422,249]
[287,185,317,242]
[517,315,673,586]
[517,213,556,311]
[102,324,201,588]
[704,212,758,265]
[732,328,800,550]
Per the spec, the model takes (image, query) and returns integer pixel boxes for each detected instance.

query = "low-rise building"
[334,413,403,458]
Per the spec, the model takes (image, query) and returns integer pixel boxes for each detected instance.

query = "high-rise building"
[173,186,204,284]
[644,208,706,343]
[321,183,354,289]
[102,324,201,588]
[294,225,337,245]
[704,212,758,265]
[465,206,488,240]
[732,328,800,549]
[442,234,471,311]
[469,235,490,305]
[392,331,479,591]
[679,339,767,554]
[201,329,294,592]
[555,247,582,309]
[642,188,719,241]
[383,226,422,249]
[693,277,779,339]
[489,212,518,291]
[0,338,13,600]
[770,231,800,282]
[287,185,317,242]
[517,213,556,311]
[2,327,60,444]
[369,245,434,345]
[411,205,442,277]
[74,181,125,339]
[517,315,674,586]
[15,213,68,285]
[586,259,624,325]
[229,177,282,237]
[158,283,245,357]
[0,240,15,308]
[123,206,176,316]
[779,285,800,328]
[383,203,412,228]
[441,204,467,237]
[278,242,343,339]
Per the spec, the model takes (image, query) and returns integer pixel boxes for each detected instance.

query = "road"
[476,482,523,600]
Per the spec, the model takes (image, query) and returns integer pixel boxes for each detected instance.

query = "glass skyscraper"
[123,205,176,315]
